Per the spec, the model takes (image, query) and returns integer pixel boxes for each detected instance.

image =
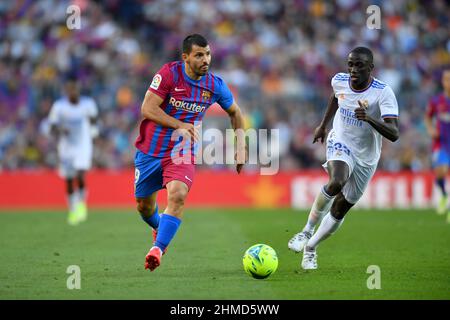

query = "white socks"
[303,187,335,233]
[68,193,78,212]
[68,189,87,212]
[78,188,86,203]
[306,213,344,250]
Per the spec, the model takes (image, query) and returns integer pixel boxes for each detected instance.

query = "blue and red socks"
[436,178,447,196]
[154,214,181,252]
[141,205,160,229]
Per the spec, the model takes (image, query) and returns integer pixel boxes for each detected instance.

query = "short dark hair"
[350,47,374,63]
[182,34,208,54]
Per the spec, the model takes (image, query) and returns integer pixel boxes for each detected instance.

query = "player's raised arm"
[357,114,399,142]
[354,87,400,142]
[140,91,198,141]
[313,93,339,144]
[224,102,247,173]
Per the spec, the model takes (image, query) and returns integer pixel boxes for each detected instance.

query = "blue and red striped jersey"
[426,93,450,152]
[135,61,234,158]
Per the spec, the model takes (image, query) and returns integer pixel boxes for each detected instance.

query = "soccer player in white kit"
[288,47,400,269]
[48,77,98,225]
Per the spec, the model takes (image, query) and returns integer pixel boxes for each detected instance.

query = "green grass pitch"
[0,208,449,300]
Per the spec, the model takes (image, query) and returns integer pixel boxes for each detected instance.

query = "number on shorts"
[134,168,140,184]
[332,142,351,156]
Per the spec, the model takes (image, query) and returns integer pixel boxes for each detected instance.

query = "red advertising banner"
[0,170,443,209]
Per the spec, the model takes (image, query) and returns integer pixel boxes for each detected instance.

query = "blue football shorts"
[432,148,450,168]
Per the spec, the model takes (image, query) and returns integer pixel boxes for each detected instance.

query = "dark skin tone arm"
[354,103,399,142]
[313,93,339,144]
[313,91,399,144]
[50,124,69,139]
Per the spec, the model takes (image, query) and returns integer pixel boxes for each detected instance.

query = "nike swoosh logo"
[185,175,192,182]
[175,88,185,92]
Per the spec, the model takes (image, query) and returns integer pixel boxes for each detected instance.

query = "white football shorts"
[323,130,377,204]
[58,147,92,178]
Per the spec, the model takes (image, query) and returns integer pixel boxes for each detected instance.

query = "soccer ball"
[242,244,278,279]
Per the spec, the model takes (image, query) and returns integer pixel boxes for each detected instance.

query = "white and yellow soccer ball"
[243,244,278,279]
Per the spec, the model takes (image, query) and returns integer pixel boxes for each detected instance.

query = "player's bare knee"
[434,166,448,178]
[330,210,346,220]
[167,189,187,207]
[326,179,346,196]
[136,200,147,214]
[66,179,74,194]
[331,202,347,220]
[136,199,154,216]
[331,194,353,220]
[77,177,85,189]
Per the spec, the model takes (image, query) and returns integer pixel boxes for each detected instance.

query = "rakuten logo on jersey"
[169,97,206,113]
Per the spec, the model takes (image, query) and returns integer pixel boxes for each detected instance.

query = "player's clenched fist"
[235,146,248,174]
[313,126,328,144]
[355,100,370,121]
[177,122,200,142]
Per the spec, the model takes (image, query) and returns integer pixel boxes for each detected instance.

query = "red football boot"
[144,246,162,271]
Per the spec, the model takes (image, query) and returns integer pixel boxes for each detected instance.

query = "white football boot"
[288,231,312,253]
[301,248,318,270]
[437,195,448,215]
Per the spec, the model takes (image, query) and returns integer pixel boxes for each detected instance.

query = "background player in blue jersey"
[425,69,450,220]
[135,34,247,271]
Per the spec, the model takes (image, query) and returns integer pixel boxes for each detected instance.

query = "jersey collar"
[348,77,374,93]
[182,62,206,83]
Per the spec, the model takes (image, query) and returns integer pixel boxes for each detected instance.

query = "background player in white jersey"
[288,47,400,269]
[48,76,99,225]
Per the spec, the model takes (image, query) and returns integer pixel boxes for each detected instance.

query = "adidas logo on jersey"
[169,97,206,113]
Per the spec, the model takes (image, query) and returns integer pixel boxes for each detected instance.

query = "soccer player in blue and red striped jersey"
[134,34,247,271]
[425,69,450,220]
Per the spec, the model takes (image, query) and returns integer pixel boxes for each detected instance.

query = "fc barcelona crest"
[202,90,211,101]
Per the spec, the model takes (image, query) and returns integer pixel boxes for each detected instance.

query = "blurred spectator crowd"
[0,0,449,172]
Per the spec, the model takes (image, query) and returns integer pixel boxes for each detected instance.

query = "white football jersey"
[331,73,399,167]
[48,96,98,157]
